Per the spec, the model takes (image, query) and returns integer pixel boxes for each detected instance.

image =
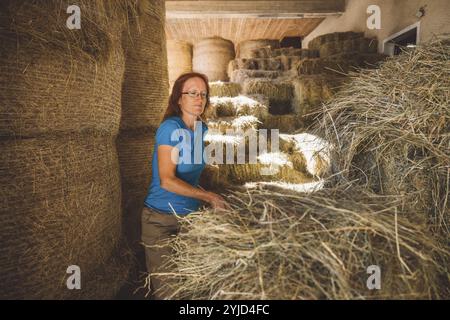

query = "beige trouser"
[141,206,180,300]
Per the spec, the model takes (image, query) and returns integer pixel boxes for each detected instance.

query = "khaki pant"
[141,206,180,300]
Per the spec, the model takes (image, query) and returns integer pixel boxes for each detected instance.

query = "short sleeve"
[156,119,183,147]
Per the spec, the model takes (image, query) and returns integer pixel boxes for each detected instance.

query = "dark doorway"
[385,27,418,56]
[280,36,302,49]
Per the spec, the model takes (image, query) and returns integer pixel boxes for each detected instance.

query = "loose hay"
[315,37,450,235]
[156,186,448,299]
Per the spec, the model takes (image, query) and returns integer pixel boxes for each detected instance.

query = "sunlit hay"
[208,95,269,121]
[315,36,450,235]
[279,133,332,178]
[155,186,448,300]
[205,116,260,135]
[209,81,242,97]
[244,180,325,193]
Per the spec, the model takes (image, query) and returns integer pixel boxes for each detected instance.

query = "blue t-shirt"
[144,116,208,215]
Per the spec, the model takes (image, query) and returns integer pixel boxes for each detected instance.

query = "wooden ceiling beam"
[166,1,345,18]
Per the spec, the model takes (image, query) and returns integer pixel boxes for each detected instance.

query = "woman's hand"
[204,191,229,210]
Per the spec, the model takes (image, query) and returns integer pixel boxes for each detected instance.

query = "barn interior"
[0,0,449,300]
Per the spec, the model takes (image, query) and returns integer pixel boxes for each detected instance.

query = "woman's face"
[178,77,207,118]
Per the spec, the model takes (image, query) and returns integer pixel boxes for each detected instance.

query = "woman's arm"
[158,145,227,209]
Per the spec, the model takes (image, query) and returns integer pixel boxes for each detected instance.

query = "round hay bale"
[0,3,126,137]
[193,37,235,82]
[121,0,169,130]
[167,40,193,88]
[237,39,280,59]
[0,135,122,299]
[119,0,169,253]
[117,129,156,249]
[209,81,242,97]
[0,0,131,299]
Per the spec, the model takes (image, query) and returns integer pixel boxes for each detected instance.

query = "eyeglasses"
[182,91,208,99]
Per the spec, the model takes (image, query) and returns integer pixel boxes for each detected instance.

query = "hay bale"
[238,39,280,59]
[292,76,345,117]
[295,53,386,76]
[0,0,133,299]
[309,31,364,50]
[193,37,235,82]
[121,0,169,130]
[206,116,261,136]
[243,79,293,115]
[158,186,448,299]
[271,48,319,59]
[319,41,341,57]
[315,36,450,234]
[261,114,304,133]
[230,69,280,84]
[119,0,169,253]
[117,128,156,248]
[249,47,272,58]
[319,37,379,58]
[227,59,258,75]
[167,40,192,88]
[0,2,126,137]
[208,95,269,121]
[252,58,283,71]
[209,81,242,97]
[0,135,122,299]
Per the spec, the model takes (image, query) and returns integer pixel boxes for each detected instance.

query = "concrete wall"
[303,0,450,52]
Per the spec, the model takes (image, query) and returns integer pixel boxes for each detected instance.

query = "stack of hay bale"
[226,33,387,125]
[0,0,134,299]
[118,0,169,252]
[158,36,450,301]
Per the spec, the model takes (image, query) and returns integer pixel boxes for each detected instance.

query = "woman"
[141,72,227,299]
